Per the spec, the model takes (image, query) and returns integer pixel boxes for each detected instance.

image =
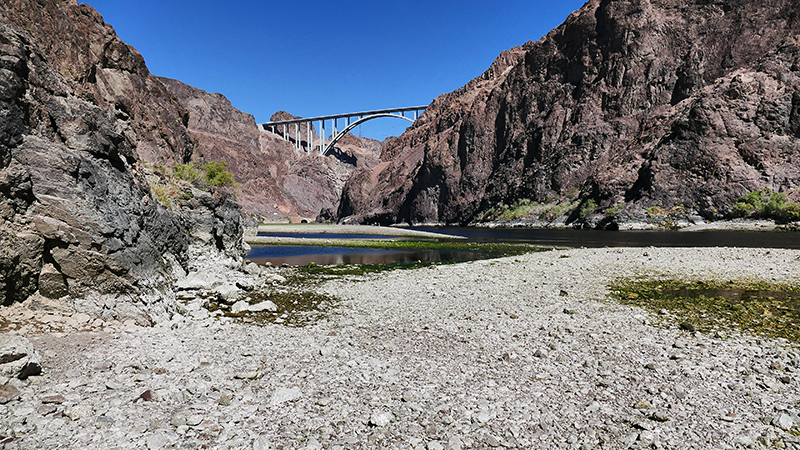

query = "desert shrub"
[732,189,800,221]
[578,199,598,218]
[201,160,235,187]
[173,163,200,182]
[604,203,625,215]
[475,197,582,223]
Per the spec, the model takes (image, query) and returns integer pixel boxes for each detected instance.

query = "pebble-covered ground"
[1,247,800,449]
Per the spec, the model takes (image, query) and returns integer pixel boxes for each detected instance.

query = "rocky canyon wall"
[160,78,382,221]
[0,0,242,323]
[337,0,800,227]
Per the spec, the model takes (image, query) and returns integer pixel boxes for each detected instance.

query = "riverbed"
[7,246,800,449]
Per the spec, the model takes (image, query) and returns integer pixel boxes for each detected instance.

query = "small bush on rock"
[173,163,200,182]
[732,189,800,222]
[201,160,235,187]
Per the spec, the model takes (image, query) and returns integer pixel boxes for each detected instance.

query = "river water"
[410,227,800,248]
[246,227,800,266]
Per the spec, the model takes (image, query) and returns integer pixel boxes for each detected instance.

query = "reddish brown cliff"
[160,79,381,221]
[338,0,800,226]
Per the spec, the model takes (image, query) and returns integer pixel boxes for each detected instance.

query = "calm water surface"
[410,227,800,249]
[247,227,800,266]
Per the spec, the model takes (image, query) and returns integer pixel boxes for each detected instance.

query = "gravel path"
[2,247,800,449]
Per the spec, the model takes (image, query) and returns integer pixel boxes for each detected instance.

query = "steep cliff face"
[161,78,381,220]
[0,0,241,323]
[338,0,800,226]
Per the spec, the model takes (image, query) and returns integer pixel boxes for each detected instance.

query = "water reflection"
[246,245,486,266]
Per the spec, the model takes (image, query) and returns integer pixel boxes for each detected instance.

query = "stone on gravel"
[41,394,65,404]
[175,272,221,291]
[651,411,670,422]
[263,274,286,284]
[236,278,256,292]
[0,336,41,380]
[215,284,241,301]
[0,385,20,404]
[773,413,796,431]
[269,387,302,406]
[368,410,394,427]
[248,301,278,312]
[252,435,272,450]
[427,441,444,450]
[231,300,250,314]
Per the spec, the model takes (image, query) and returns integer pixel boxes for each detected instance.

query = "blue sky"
[86,0,587,140]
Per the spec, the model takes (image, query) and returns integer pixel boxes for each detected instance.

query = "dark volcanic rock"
[161,79,381,220]
[337,0,800,226]
[0,0,242,323]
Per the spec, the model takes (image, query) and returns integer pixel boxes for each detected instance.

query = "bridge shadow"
[326,147,357,165]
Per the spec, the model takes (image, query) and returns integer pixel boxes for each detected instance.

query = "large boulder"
[0,334,41,380]
[0,1,243,323]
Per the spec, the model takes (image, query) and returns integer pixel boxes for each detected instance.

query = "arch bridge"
[259,106,427,156]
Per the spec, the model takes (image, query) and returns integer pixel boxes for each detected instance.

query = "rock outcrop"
[337,0,800,226]
[160,78,381,221]
[0,0,242,323]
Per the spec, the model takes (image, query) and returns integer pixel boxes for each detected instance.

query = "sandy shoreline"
[255,224,463,238]
[2,246,800,449]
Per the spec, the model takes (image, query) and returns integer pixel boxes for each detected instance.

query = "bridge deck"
[259,105,427,156]
[261,106,428,126]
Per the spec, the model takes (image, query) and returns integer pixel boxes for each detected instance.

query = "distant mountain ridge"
[336,0,800,227]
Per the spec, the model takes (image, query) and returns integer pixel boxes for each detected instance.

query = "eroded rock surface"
[0,0,242,323]
[338,0,800,226]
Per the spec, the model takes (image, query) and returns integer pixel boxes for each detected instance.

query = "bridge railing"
[259,106,427,155]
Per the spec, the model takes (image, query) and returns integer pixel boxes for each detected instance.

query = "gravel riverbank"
[1,247,799,449]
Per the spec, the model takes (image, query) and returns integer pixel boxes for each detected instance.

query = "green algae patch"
[609,279,800,342]
[210,290,338,328]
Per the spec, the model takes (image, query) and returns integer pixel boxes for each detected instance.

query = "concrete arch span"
[260,106,426,155]
[323,113,413,156]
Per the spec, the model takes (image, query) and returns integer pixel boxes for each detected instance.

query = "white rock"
[191,309,209,320]
[0,334,38,379]
[303,437,323,450]
[231,300,250,314]
[368,410,394,427]
[215,284,242,301]
[263,274,286,284]
[773,413,796,431]
[269,387,302,406]
[71,313,91,324]
[252,435,273,450]
[248,301,278,312]
[175,272,221,291]
[146,430,176,449]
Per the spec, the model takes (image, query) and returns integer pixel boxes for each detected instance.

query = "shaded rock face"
[0,0,242,323]
[338,0,800,225]
[160,79,381,220]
